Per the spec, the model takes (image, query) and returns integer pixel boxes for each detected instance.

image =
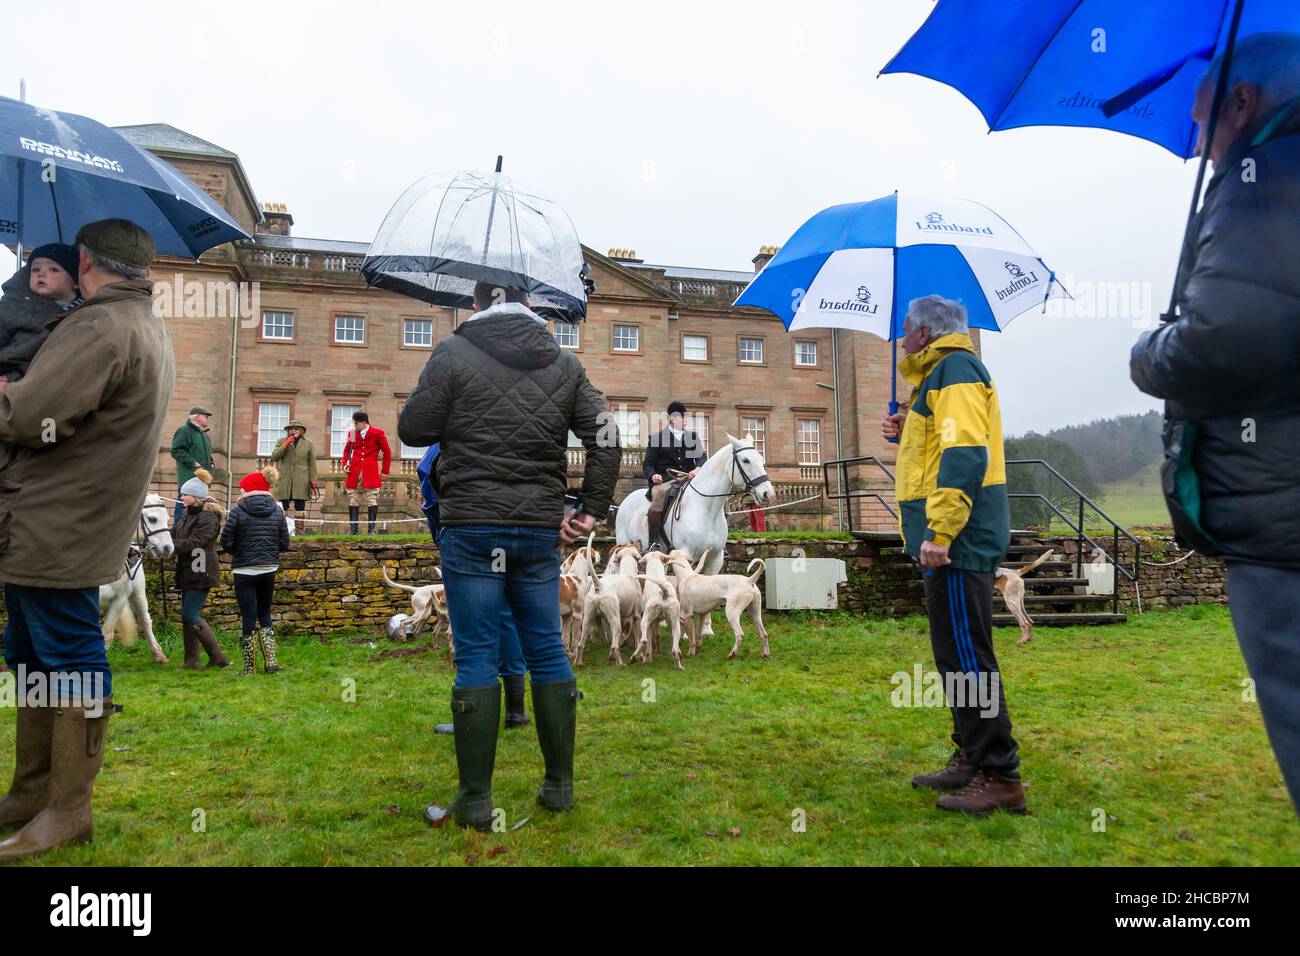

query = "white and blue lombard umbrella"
[734,191,1068,428]
[0,95,249,259]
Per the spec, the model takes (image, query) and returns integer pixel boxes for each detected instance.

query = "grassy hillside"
[1097,462,1170,531]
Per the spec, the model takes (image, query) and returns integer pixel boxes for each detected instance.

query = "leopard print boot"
[238,633,256,677]
[260,627,283,674]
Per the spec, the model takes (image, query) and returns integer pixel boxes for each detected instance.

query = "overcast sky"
[3,0,1200,434]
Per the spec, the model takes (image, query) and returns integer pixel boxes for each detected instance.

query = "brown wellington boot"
[194,620,230,668]
[0,706,56,832]
[181,622,203,670]
[911,748,975,791]
[936,769,1027,816]
[0,698,118,860]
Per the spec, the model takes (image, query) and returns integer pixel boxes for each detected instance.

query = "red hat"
[240,471,271,493]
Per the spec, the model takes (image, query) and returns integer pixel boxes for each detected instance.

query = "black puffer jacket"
[220,492,289,569]
[398,303,620,527]
[1131,114,1300,568]
[175,499,225,589]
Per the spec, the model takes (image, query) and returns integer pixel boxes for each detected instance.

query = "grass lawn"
[1096,463,1172,532]
[2,604,1295,867]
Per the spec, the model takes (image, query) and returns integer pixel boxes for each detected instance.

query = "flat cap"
[75,218,155,268]
[189,405,213,416]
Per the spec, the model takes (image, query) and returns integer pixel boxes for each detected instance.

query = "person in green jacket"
[170,405,215,526]
[271,420,318,523]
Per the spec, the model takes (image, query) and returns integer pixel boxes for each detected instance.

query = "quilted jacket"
[1131,110,1300,567]
[397,303,619,528]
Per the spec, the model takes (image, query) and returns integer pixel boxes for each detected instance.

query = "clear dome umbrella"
[361,159,592,323]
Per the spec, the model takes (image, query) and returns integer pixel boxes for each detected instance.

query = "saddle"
[646,476,689,550]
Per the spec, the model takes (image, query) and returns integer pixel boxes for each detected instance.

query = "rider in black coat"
[642,400,706,547]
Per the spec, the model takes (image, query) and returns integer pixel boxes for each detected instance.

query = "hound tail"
[382,565,419,593]
[1018,549,1056,577]
[746,558,766,584]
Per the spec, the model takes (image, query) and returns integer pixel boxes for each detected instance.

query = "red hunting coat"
[342,425,392,489]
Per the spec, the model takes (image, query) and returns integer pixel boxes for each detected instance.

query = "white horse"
[100,493,175,664]
[614,433,775,638]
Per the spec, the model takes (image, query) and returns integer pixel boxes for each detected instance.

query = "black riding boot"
[367,505,379,535]
[503,674,531,729]
[424,684,501,831]
[532,678,579,811]
[348,506,359,535]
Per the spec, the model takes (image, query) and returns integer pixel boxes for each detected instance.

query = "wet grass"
[2,603,1294,866]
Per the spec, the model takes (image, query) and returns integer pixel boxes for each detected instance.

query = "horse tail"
[746,558,766,584]
[116,606,139,647]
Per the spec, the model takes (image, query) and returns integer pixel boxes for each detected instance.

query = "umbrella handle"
[885,400,900,445]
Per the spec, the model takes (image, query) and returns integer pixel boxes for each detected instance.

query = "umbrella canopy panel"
[735,193,1067,338]
[362,170,589,322]
[882,0,1300,159]
[0,96,249,257]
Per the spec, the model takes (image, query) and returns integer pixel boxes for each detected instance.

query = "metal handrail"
[1005,458,1143,616]
[822,456,899,527]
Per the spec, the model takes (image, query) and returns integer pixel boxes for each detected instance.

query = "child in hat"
[220,465,290,676]
[0,243,83,382]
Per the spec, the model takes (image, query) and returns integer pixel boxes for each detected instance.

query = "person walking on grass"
[399,281,619,831]
[881,294,1024,817]
[221,466,290,676]
[174,467,230,670]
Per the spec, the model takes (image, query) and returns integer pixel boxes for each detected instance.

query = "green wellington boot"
[531,678,580,812]
[502,674,531,729]
[424,684,501,831]
[0,706,57,832]
[0,698,118,860]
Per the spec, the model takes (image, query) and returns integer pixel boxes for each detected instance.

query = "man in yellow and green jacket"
[881,295,1024,817]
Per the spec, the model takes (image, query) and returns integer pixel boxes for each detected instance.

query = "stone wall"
[104,531,1225,636]
[1043,533,1227,610]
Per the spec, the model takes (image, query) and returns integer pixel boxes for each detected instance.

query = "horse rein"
[124,509,172,580]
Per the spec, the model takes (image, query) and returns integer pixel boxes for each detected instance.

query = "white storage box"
[763,557,848,610]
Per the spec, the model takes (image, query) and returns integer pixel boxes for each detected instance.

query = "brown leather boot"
[936,769,1027,816]
[194,620,230,668]
[0,706,56,831]
[911,748,975,790]
[181,623,203,670]
[647,500,666,549]
[0,698,116,860]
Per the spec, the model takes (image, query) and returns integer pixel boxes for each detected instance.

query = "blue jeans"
[1227,562,1300,816]
[3,584,111,699]
[438,525,572,688]
[181,588,210,626]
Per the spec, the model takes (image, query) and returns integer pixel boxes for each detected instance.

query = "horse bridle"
[682,444,770,500]
[125,509,171,580]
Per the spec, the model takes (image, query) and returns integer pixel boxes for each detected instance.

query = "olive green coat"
[271,434,317,500]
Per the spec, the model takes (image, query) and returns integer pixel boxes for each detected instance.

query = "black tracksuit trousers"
[923,566,1020,776]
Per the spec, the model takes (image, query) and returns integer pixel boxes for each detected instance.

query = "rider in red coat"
[341,410,392,534]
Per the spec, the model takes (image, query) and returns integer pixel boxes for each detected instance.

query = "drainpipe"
[225,279,240,509]
[831,328,844,531]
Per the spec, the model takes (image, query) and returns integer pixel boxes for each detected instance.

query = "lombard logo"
[820,283,880,315]
[915,210,994,237]
[995,260,1040,301]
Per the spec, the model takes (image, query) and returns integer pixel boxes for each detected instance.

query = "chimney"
[256,202,294,237]
[752,244,779,273]
[607,247,643,264]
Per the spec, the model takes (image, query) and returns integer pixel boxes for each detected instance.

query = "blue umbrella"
[734,191,1068,435]
[0,95,249,259]
[881,0,1299,159]
[881,0,1299,316]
